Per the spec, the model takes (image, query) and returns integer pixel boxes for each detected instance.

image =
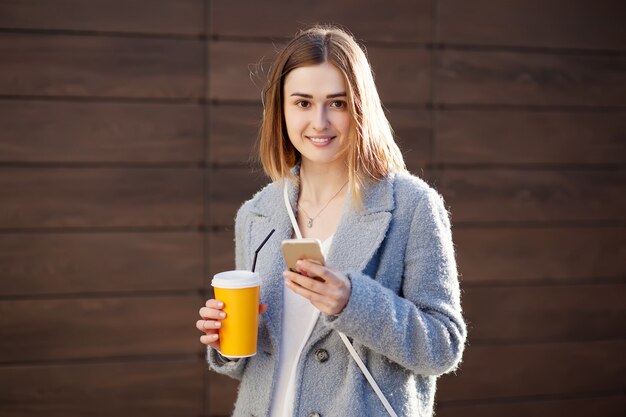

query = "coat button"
[314,348,329,363]
[307,413,321,417]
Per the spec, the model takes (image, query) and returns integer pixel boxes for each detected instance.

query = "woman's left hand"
[283,259,351,315]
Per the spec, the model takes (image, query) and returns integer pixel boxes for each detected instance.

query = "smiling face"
[282,62,353,168]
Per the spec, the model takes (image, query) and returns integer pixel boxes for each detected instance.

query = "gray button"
[314,348,329,363]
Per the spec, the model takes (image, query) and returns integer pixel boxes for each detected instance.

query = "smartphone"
[281,238,325,273]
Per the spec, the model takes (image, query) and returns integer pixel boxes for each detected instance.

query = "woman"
[197,26,466,417]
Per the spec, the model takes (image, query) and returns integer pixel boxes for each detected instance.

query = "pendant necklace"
[298,180,348,228]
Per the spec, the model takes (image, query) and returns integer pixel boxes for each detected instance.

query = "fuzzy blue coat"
[207,170,466,417]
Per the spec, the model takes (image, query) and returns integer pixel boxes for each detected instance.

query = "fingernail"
[214,321,221,328]
[219,312,226,319]
[217,301,224,308]
[211,334,218,340]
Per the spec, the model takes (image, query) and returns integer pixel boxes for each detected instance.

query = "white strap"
[283,182,398,417]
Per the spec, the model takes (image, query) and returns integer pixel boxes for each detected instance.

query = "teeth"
[309,137,332,143]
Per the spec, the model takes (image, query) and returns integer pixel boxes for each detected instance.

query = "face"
[283,62,352,167]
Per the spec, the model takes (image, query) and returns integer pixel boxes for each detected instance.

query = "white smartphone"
[281,238,325,273]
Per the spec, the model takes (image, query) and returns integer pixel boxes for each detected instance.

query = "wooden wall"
[0,1,624,416]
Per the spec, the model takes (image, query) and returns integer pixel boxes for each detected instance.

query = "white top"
[269,235,334,417]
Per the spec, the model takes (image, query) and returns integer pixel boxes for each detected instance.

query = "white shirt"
[269,236,334,417]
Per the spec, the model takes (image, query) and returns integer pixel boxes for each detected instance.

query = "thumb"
[259,303,268,315]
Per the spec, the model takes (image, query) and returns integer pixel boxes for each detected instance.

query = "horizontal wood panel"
[209,167,270,227]
[209,41,430,104]
[0,167,203,228]
[0,232,203,296]
[209,229,235,279]
[0,295,203,361]
[437,340,624,401]
[455,227,626,285]
[436,109,626,164]
[210,0,432,43]
[438,0,626,50]
[0,359,203,417]
[434,168,626,223]
[464,284,626,343]
[0,33,203,98]
[436,50,626,106]
[0,0,203,35]
[436,395,625,417]
[0,100,203,163]
[208,104,431,169]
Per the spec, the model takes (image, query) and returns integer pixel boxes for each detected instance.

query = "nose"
[311,106,329,131]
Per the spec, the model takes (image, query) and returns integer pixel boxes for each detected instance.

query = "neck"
[299,160,349,205]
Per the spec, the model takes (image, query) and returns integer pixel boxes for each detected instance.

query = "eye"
[295,100,311,108]
[330,100,347,109]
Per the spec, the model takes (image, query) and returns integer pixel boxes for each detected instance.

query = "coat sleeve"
[206,203,251,380]
[323,188,466,376]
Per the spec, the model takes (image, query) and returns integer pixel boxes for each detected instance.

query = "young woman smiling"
[198,26,466,417]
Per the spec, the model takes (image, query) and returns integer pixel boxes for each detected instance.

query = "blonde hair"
[258,25,406,205]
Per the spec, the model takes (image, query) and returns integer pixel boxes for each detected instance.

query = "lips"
[306,135,335,146]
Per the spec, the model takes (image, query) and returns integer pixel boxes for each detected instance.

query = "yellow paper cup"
[211,270,261,358]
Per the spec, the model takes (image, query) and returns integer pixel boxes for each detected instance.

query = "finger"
[200,333,219,346]
[205,299,224,309]
[296,260,334,283]
[259,303,268,314]
[196,319,222,332]
[199,306,227,320]
[283,270,325,294]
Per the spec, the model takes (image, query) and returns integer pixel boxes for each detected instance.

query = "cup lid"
[211,270,260,289]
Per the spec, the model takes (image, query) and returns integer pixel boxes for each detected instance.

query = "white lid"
[211,270,260,289]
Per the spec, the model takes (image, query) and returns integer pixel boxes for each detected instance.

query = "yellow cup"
[211,270,261,358]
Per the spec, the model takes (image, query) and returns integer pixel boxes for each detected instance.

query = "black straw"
[251,229,275,272]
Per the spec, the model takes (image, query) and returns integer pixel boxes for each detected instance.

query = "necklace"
[297,180,348,228]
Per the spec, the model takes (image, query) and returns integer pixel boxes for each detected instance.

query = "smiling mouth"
[307,136,335,144]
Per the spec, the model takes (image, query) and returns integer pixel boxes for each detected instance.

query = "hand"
[283,259,351,315]
[197,299,268,349]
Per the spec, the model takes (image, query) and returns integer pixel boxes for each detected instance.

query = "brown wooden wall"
[1,1,624,416]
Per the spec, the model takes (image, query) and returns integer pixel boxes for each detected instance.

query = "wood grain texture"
[436,395,625,417]
[0,100,203,163]
[0,232,203,296]
[0,167,203,228]
[0,0,204,35]
[209,40,430,104]
[209,0,432,43]
[455,226,626,285]
[436,50,626,106]
[209,229,235,279]
[0,33,203,98]
[0,295,203,361]
[435,109,626,164]
[437,340,624,401]
[464,284,626,343]
[438,0,626,50]
[208,167,269,227]
[207,372,239,417]
[0,359,203,417]
[433,168,626,223]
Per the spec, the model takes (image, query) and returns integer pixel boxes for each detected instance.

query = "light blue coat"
[207,170,466,417]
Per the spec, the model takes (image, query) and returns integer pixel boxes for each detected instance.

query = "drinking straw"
[251,229,275,272]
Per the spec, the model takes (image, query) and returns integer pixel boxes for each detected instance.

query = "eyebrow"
[290,92,347,99]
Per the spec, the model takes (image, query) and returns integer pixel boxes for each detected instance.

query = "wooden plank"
[0,232,203,296]
[455,227,626,285]
[208,167,269,227]
[436,50,626,106]
[0,33,203,98]
[435,109,626,164]
[0,167,203,228]
[0,100,203,163]
[433,168,626,223]
[0,359,203,417]
[210,0,432,43]
[464,284,626,343]
[0,295,203,361]
[208,104,431,169]
[0,0,204,35]
[437,340,624,401]
[207,372,239,417]
[438,0,626,50]
[436,395,625,417]
[209,229,235,278]
[209,40,430,104]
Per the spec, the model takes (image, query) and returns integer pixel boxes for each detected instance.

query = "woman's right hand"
[197,299,226,350]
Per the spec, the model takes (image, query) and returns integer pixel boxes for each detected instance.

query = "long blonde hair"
[258,25,406,205]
